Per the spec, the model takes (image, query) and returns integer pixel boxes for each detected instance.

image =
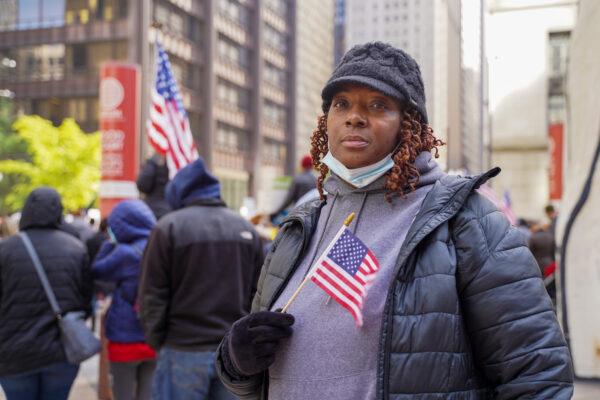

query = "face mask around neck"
[322,152,394,188]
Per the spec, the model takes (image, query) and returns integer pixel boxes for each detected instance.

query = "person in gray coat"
[269,155,317,221]
[214,42,573,399]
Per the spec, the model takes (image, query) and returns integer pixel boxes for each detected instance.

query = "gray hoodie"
[269,152,445,400]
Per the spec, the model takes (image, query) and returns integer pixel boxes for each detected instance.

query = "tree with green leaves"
[0,98,28,214]
[0,114,101,212]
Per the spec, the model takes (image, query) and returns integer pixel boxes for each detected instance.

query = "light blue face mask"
[322,151,395,188]
[107,226,118,244]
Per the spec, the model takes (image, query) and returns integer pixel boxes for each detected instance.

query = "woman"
[215,42,573,399]
[0,187,92,400]
[93,200,156,400]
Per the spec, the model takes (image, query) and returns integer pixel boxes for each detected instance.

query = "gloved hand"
[222,311,295,378]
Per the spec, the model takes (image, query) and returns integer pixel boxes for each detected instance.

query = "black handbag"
[19,232,101,364]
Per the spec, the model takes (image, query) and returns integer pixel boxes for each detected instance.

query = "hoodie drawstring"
[302,193,339,279]
[351,192,368,235]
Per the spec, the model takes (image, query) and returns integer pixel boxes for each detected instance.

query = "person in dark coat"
[138,158,264,400]
[92,200,157,400]
[0,187,92,400]
[270,155,317,221]
[529,222,557,303]
[529,223,555,275]
[86,218,109,263]
[136,153,171,219]
[215,42,573,399]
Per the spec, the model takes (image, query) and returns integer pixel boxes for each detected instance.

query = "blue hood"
[107,200,156,244]
[165,158,221,210]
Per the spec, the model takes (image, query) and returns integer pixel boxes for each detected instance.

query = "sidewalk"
[574,379,600,399]
[67,355,99,399]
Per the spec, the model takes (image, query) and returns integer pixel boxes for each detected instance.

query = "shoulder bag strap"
[18,232,63,320]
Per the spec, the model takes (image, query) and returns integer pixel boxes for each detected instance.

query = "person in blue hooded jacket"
[138,158,264,400]
[92,200,157,400]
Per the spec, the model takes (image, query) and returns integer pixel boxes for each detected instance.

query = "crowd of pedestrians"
[0,41,574,400]
[518,204,560,304]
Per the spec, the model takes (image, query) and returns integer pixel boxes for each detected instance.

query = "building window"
[218,0,249,26]
[217,79,250,110]
[217,35,249,68]
[154,3,186,36]
[216,122,248,151]
[263,0,288,17]
[187,14,198,41]
[264,62,285,87]
[3,44,66,81]
[0,0,67,30]
[63,0,125,25]
[262,138,286,162]
[548,31,570,77]
[264,24,287,53]
[155,3,169,27]
[72,44,87,69]
[263,100,286,126]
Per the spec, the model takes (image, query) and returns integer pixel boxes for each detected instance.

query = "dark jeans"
[110,360,156,400]
[0,362,79,400]
[152,348,236,400]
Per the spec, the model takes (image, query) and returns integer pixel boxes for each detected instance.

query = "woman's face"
[326,84,403,169]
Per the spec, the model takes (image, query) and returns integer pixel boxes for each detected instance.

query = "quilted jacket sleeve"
[138,227,171,349]
[214,223,293,399]
[453,193,573,399]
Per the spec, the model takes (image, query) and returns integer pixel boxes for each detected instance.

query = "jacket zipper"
[377,176,480,400]
[267,216,312,310]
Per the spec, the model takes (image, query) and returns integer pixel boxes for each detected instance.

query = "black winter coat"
[136,155,171,219]
[139,199,264,351]
[0,188,92,376]
[215,170,573,399]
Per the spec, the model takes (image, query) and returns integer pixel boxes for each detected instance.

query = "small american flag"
[477,184,517,225]
[310,227,380,326]
[147,41,198,178]
[501,190,517,224]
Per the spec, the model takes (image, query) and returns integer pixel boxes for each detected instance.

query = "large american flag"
[310,227,380,326]
[147,41,198,178]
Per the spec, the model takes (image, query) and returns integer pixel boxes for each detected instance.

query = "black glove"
[222,311,295,378]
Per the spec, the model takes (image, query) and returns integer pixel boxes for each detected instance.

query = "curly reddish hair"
[310,110,444,202]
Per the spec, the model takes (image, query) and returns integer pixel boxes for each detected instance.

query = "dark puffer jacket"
[93,200,156,343]
[136,154,171,219]
[0,188,92,376]
[215,170,573,399]
[139,159,264,351]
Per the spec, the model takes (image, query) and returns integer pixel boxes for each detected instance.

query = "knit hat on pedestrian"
[165,158,221,210]
[321,41,428,123]
[300,155,312,170]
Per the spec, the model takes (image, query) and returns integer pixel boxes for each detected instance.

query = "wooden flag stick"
[280,213,355,313]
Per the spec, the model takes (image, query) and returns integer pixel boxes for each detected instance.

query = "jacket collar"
[400,167,501,259]
[185,198,227,208]
[283,167,501,262]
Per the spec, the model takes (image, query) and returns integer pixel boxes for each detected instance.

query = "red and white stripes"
[147,89,198,178]
[310,250,380,327]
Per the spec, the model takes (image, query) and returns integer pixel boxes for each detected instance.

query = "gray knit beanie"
[321,41,428,123]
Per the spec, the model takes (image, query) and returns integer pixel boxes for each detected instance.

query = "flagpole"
[280,213,355,313]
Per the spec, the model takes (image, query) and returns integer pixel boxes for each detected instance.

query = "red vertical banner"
[549,123,564,200]
[99,62,141,217]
